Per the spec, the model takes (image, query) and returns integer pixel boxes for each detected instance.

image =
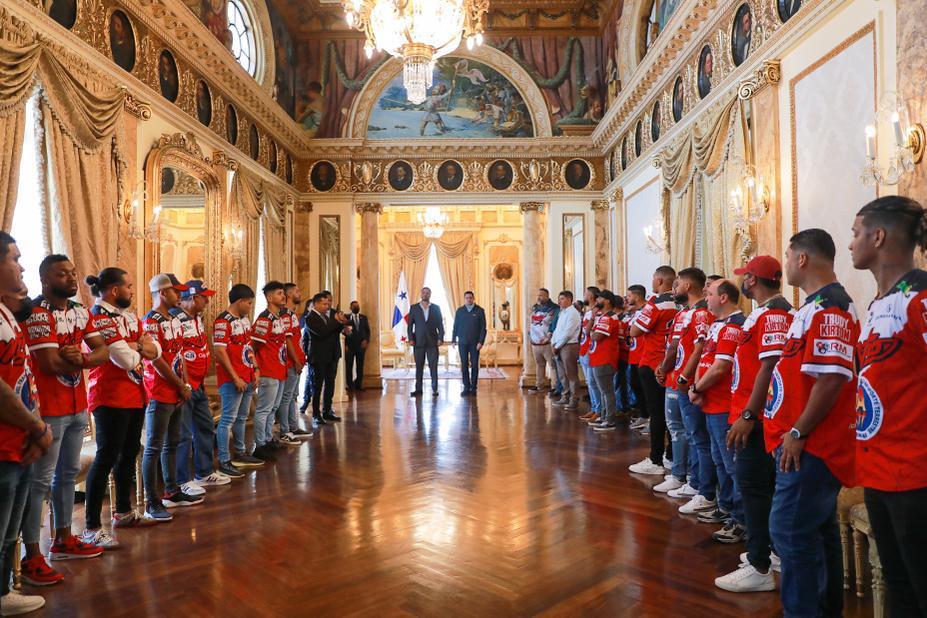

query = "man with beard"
[21,255,111,586]
[82,268,161,549]
[0,232,52,616]
[274,283,310,444]
[251,281,290,458]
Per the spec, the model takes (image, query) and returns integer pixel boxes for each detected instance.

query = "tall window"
[422,243,453,341]
[11,97,45,297]
[227,0,257,77]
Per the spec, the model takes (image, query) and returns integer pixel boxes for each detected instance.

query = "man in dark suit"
[305,292,351,424]
[452,291,487,396]
[408,287,444,397]
[344,300,370,392]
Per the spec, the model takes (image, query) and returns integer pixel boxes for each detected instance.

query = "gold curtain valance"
[660,97,739,194]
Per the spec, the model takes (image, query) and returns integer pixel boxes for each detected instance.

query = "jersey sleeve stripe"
[800,363,853,380]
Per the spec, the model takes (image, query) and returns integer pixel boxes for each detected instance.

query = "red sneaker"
[49,535,105,560]
[20,555,64,586]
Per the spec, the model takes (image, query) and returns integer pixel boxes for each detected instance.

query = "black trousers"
[613,361,629,411]
[459,343,480,391]
[85,406,145,529]
[414,345,439,392]
[629,364,646,417]
[345,346,366,390]
[736,421,777,572]
[864,486,927,617]
[311,361,337,416]
[639,365,671,465]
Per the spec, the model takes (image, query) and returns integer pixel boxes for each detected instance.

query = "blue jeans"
[679,391,714,498]
[142,400,181,505]
[580,355,601,413]
[22,411,88,543]
[275,368,300,434]
[255,377,284,447]
[705,412,743,523]
[174,386,215,483]
[0,462,31,595]
[217,382,253,463]
[665,389,690,482]
[770,448,843,618]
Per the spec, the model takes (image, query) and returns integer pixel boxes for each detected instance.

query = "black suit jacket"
[344,313,370,350]
[306,309,346,364]
[407,303,444,348]
[452,305,487,346]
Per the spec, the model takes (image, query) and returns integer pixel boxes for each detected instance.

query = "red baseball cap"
[733,255,782,280]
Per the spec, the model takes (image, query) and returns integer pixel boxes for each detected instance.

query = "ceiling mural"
[268,1,297,117]
[366,57,535,139]
[602,0,624,109]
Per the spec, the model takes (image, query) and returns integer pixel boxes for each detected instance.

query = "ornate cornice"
[212,150,239,171]
[354,202,384,215]
[519,201,545,213]
[610,186,624,202]
[590,199,610,210]
[738,59,782,100]
[122,91,152,120]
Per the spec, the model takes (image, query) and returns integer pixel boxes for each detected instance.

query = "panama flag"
[392,271,411,344]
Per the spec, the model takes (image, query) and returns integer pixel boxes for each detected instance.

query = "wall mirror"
[319,215,341,307]
[562,214,586,294]
[158,167,206,280]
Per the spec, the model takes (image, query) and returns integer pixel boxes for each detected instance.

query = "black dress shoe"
[410,390,423,397]
[460,389,471,396]
[312,415,327,425]
[432,390,439,398]
[322,412,342,422]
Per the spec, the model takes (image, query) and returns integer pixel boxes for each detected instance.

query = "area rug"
[381,367,509,380]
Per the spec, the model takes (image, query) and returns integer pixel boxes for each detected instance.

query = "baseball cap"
[733,255,782,281]
[149,273,188,293]
[181,280,217,299]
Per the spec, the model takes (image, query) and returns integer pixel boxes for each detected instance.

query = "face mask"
[741,282,753,300]
[351,307,359,314]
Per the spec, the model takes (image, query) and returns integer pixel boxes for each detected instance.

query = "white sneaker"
[679,494,717,514]
[1,590,45,615]
[630,418,649,430]
[628,458,666,475]
[80,528,119,549]
[664,474,673,481]
[662,455,673,469]
[180,481,206,496]
[196,472,231,486]
[714,564,776,592]
[668,483,699,499]
[653,477,684,493]
[739,551,782,573]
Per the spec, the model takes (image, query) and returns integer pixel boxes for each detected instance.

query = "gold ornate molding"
[354,202,384,215]
[212,151,239,171]
[610,186,624,203]
[590,199,610,210]
[519,201,545,213]
[738,60,783,100]
[122,91,152,120]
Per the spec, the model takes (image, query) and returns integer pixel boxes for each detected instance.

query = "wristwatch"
[676,375,689,386]
[789,426,808,440]
[741,409,758,421]
[689,384,699,395]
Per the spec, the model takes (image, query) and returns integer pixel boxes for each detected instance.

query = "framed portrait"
[777,0,801,22]
[672,76,684,123]
[563,159,591,190]
[285,154,293,184]
[388,160,414,191]
[487,160,514,191]
[621,136,628,171]
[160,167,176,195]
[248,123,259,160]
[651,101,661,143]
[158,50,179,103]
[48,0,77,29]
[437,160,464,191]
[698,45,714,99]
[634,120,643,157]
[269,141,278,173]
[731,3,753,67]
[108,10,136,72]
[195,80,212,127]
[311,161,337,192]
[226,104,238,145]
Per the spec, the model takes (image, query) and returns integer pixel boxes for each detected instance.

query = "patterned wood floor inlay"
[39,378,873,617]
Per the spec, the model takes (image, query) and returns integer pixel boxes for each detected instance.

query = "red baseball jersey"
[143,309,185,404]
[617,313,630,363]
[632,293,679,370]
[670,301,712,385]
[87,302,146,411]
[25,296,101,416]
[171,308,210,390]
[730,296,794,420]
[764,283,858,485]
[213,310,256,386]
[856,270,927,491]
[696,311,745,414]
[251,309,289,380]
[589,312,622,368]
[281,308,306,368]
[0,302,39,463]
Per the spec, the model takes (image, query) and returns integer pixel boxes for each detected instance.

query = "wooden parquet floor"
[40,377,873,617]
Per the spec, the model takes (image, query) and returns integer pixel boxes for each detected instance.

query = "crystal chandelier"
[417,207,448,239]
[342,0,489,104]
